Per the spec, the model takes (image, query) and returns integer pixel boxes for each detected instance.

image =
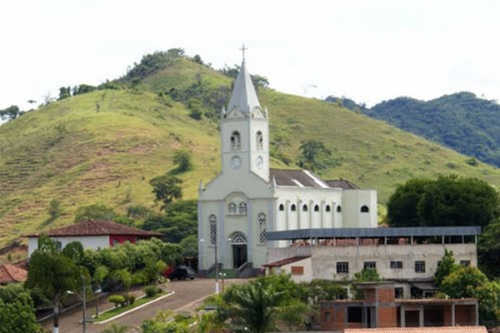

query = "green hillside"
[1,53,500,250]
[364,92,500,167]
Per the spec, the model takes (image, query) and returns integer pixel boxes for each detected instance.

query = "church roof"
[226,60,261,114]
[26,220,161,238]
[325,179,360,189]
[270,169,330,188]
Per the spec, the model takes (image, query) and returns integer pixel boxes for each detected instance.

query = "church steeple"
[226,59,261,115]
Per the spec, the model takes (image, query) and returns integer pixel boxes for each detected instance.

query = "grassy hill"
[2,54,500,253]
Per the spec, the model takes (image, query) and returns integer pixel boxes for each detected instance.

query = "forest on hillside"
[327,92,500,167]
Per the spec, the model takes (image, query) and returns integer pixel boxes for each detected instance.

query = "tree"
[101,323,129,333]
[25,235,87,333]
[386,175,500,228]
[150,175,183,210]
[434,249,459,287]
[0,284,44,333]
[441,266,500,326]
[298,139,331,171]
[0,105,21,121]
[172,149,193,172]
[48,199,62,219]
[222,282,283,333]
[58,86,71,100]
[478,219,500,278]
[74,204,117,223]
[386,178,432,227]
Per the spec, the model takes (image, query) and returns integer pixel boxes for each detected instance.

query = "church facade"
[197,58,377,276]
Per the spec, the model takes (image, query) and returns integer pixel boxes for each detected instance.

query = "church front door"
[232,244,247,268]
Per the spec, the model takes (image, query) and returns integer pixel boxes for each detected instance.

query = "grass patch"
[94,291,171,322]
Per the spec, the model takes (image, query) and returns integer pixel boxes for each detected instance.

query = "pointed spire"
[227,59,261,114]
[272,175,277,188]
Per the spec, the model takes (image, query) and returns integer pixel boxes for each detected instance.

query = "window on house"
[256,131,263,150]
[337,205,342,213]
[230,131,241,150]
[302,204,308,212]
[291,204,296,211]
[415,261,426,273]
[228,202,237,214]
[336,262,349,274]
[361,205,369,213]
[258,213,267,244]
[291,266,304,275]
[460,260,471,267]
[325,205,331,212]
[324,311,331,322]
[279,204,284,211]
[395,287,404,299]
[364,261,376,270]
[55,241,62,251]
[347,307,363,323]
[390,261,403,269]
[314,204,319,212]
[239,202,247,214]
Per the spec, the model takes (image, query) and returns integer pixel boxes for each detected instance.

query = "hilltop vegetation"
[358,92,500,167]
[1,50,500,252]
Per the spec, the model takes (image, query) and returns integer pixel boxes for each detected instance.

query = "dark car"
[168,265,196,281]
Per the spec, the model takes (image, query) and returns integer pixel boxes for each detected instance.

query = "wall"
[28,235,109,256]
[269,243,477,282]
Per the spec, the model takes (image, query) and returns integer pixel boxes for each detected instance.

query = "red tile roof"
[345,326,487,333]
[27,220,161,238]
[0,264,28,284]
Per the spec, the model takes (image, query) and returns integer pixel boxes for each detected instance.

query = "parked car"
[168,265,196,280]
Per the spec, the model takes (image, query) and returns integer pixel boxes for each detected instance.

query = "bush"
[144,285,158,298]
[127,293,136,305]
[108,295,125,308]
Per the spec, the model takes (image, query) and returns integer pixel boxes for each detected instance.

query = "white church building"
[197,57,377,277]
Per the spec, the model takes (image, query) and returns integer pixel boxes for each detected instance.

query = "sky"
[1,0,500,112]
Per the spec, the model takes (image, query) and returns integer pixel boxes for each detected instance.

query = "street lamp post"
[201,238,219,294]
[67,275,87,333]
[94,288,102,319]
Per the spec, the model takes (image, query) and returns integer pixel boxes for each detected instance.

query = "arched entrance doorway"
[228,232,247,268]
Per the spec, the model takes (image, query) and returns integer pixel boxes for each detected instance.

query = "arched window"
[314,204,319,212]
[361,205,369,213]
[239,202,247,214]
[256,131,263,150]
[302,204,308,212]
[325,205,331,212]
[279,204,285,211]
[230,131,241,150]
[209,214,217,245]
[228,202,237,214]
[291,204,296,211]
[337,205,342,213]
[258,213,267,244]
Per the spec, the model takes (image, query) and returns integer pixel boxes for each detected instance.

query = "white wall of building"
[28,235,109,256]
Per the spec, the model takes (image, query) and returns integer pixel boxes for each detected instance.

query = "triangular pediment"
[226,107,246,118]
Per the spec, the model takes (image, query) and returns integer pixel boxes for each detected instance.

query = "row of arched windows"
[230,131,264,151]
[278,203,370,213]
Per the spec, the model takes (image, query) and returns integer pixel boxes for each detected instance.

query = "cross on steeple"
[240,44,247,61]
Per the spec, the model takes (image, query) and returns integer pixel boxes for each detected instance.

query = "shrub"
[127,293,136,305]
[144,285,158,298]
[108,295,125,308]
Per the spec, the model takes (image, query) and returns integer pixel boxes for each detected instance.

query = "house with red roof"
[0,263,28,285]
[27,220,161,256]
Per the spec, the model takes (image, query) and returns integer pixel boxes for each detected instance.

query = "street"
[40,278,245,333]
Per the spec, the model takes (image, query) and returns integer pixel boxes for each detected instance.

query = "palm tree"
[101,323,129,333]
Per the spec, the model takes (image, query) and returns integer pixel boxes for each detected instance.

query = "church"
[197,56,378,278]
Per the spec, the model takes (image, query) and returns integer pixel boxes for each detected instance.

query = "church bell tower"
[220,51,270,182]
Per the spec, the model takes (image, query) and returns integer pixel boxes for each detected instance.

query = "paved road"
[41,278,246,333]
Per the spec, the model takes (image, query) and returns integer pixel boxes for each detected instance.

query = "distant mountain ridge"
[327,92,500,167]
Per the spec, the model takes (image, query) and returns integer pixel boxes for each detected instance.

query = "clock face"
[256,156,263,169]
[231,156,241,169]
